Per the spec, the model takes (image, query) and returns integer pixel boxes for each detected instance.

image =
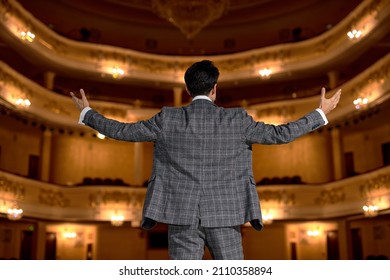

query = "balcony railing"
[1,165,389,224]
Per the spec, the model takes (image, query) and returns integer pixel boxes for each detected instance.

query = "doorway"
[326,230,340,260]
[45,232,57,260]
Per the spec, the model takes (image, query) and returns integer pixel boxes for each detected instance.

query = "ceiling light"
[111,66,125,79]
[347,29,362,39]
[258,68,272,79]
[15,98,31,108]
[152,0,230,39]
[7,205,23,221]
[362,202,378,218]
[20,31,35,42]
[353,97,368,109]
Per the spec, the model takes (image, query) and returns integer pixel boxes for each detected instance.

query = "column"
[43,71,56,90]
[327,71,339,89]
[337,220,349,260]
[133,142,143,186]
[173,87,183,107]
[34,222,47,260]
[331,128,344,180]
[40,130,52,182]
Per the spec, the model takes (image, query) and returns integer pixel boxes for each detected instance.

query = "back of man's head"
[184,60,219,97]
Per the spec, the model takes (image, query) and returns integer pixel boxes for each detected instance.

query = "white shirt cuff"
[316,108,328,125]
[79,107,92,125]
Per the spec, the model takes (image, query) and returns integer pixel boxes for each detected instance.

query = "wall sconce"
[362,202,378,218]
[15,98,31,108]
[263,212,273,225]
[111,66,125,79]
[20,31,35,42]
[111,214,125,226]
[353,97,368,109]
[258,68,272,79]
[347,29,362,40]
[7,204,23,221]
[306,229,320,237]
[63,231,77,239]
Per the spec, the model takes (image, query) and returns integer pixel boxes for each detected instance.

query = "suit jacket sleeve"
[83,109,163,142]
[243,109,325,144]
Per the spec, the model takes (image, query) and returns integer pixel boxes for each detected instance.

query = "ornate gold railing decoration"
[1,52,389,128]
[89,190,144,209]
[0,175,25,200]
[38,189,70,208]
[360,173,390,198]
[314,187,346,205]
[1,166,389,222]
[0,0,389,85]
[259,190,295,206]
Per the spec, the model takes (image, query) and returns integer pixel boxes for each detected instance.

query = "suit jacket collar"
[192,95,212,102]
[191,95,217,107]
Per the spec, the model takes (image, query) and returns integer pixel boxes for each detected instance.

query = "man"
[71,60,341,260]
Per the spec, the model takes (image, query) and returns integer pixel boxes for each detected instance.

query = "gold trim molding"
[314,187,346,206]
[1,166,389,221]
[0,175,25,200]
[38,189,70,208]
[0,0,389,85]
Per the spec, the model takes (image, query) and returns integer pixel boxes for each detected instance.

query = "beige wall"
[96,225,147,260]
[343,124,390,174]
[349,216,390,259]
[243,223,288,260]
[0,116,41,176]
[2,114,389,187]
[46,223,97,260]
[252,133,334,184]
[0,221,24,259]
[49,135,137,185]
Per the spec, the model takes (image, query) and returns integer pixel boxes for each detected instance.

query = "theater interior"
[0,0,389,260]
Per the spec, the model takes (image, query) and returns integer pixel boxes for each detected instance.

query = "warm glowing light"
[20,31,35,42]
[258,68,272,78]
[15,98,31,108]
[263,212,273,225]
[63,232,77,239]
[353,97,368,109]
[307,230,320,237]
[111,214,125,226]
[7,207,23,221]
[111,66,125,79]
[347,29,362,39]
[363,203,378,217]
[97,133,106,140]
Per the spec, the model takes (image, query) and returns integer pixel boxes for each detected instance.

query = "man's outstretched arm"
[244,87,342,144]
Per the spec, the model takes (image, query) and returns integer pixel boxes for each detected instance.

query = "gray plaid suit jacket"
[83,99,325,231]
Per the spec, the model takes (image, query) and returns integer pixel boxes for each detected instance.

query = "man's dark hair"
[184,60,219,97]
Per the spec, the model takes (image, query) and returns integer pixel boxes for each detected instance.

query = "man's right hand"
[70,88,90,112]
[319,87,341,115]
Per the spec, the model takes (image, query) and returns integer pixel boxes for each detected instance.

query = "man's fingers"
[321,87,326,99]
[333,89,342,102]
[80,89,87,101]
